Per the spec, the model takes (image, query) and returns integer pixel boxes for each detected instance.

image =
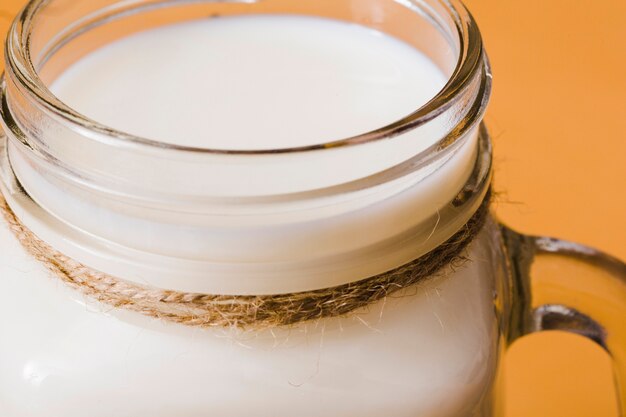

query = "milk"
[0,224,500,417]
[50,15,447,149]
[0,14,498,417]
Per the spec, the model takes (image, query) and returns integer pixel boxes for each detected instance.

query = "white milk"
[0,224,499,417]
[50,15,447,149]
[0,15,498,417]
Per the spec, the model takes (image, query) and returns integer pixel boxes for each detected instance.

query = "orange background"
[1,1,624,416]
[463,1,625,416]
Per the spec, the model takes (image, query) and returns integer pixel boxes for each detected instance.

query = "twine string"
[0,192,490,329]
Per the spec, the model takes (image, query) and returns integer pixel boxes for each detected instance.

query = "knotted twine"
[0,191,490,329]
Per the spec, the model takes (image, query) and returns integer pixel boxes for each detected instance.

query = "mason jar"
[0,1,624,416]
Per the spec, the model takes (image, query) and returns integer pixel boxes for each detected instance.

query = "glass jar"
[0,1,624,416]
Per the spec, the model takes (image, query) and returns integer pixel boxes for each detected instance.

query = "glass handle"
[500,224,626,416]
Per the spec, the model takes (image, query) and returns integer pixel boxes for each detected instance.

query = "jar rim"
[5,0,487,156]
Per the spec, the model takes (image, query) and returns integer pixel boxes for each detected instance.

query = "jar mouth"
[5,0,487,156]
[0,0,493,294]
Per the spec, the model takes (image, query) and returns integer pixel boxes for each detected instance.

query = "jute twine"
[0,192,490,329]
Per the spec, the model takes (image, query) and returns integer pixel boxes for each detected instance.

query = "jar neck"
[0,0,492,294]
[0,129,491,295]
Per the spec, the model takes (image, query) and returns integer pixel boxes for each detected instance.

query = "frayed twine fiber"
[0,191,490,329]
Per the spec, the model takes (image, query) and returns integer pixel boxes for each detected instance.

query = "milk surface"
[51,15,447,149]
